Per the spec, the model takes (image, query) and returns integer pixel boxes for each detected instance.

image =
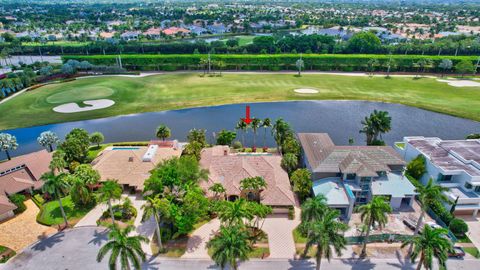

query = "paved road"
[3,226,479,270]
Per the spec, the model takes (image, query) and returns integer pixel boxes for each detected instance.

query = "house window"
[475,186,480,193]
[377,171,386,177]
[346,173,356,180]
[465,182,473,189]
[437,174,452,182]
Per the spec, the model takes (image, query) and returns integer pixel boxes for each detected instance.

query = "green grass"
[293,227,307,244]
[1,73,480,130]
[37,195,94,226]
[220,35,255,46]
[394,142,405,149]
[456,235,473,243]
[464,247,480,258]
[0,245,15,264]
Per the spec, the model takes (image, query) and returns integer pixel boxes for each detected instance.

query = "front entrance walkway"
[74,193,156,255]
[182,218,220,259]
[0,200,57,252]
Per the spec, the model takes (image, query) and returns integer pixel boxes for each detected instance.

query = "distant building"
[143,27,162,39]
[162,27,190,36]
[188,25,208,35]
[120,31,140,41]
[207,23,228,34]
[299,133,414,220]
[0,150,52,221]
[396,137,480,216]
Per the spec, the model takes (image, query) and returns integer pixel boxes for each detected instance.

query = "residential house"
[143,27,162,39]
[188,25,208,36]
[298,133,414,220]
[92,141,182,192]
[200,146,296,213]
[396,137,480,216]
[162,27,190,36]
[207,23,228,34]
[120,31,140,41]
[0,150,52,221]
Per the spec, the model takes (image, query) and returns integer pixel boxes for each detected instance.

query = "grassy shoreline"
[0,73,479,130]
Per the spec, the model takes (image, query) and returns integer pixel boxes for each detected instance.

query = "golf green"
[0,73,479,130]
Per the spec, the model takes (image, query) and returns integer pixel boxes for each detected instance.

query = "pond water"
[2,100,479,158]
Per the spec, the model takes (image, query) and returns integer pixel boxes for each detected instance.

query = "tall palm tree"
[156,124,171,141]
[262,118,271,149]
[304,209,349,270]
[97,225,149,270]
[250,118,262,149]
[235,119,248,147]
[207,225,252,270]
[41,172,70,228]
[49,150,68,174]
[69,175,93,206]
[301,195,328,256]
[359,110,391,145]
[272,118,291,154]
[141,196,171,252]
[401,225,453,270]
[281,153,298,175]
[240,176,267,203]
[217,199,253,226]
[99,180,123,225]
[357,196,392,257]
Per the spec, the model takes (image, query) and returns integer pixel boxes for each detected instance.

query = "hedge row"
[63,54,478,73]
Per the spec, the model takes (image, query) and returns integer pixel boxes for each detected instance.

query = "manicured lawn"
[0,245,15,263]
[292,227,307,244]
[464,247,480,258]
[1,73,480,129]
[37,195,94,226]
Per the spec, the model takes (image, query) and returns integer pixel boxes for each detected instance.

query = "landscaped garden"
[1,72,479,130]
[36,195,95,226]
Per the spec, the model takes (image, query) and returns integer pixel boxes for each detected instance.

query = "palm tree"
[209,183,226,200]
[49,150,68,174]
[217,199,253,226]
[272,118,291,154]
[281,153,298,175]
[360,110,391,145]
[0,133,18,160]
[301,195,328,256]
[156,124,171,141]
[199,57,208,75]
[97,225,149,270]
[304,209,349,270]
[412,179,450,239]
[250,118,262,149]
[207,224,252,270]
[235,119,248,147]
[41,172,70,228]
[357,196,392,257]
[401,225,453,270]
[262,118,271,149]
[69,175,93,206]
[240,176,267,203]
[141,196,171,252]
[98,180,123,225]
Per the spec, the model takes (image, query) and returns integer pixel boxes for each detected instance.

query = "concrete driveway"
[459,215,480,250]
[0,200,57,252]
[2,226,109,270]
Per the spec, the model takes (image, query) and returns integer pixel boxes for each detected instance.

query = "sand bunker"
[294,88,319,94]
[53,99,115,113]
[437,79,480,87]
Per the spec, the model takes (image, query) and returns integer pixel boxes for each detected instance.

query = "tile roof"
[298,133,405,176]
[407,137,480,177]
[0,150,52,216]
[200,146,295,206]
[92,146,182,191]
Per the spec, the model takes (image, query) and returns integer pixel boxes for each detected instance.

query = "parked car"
[426,221,443,230]
[403,218,417,231]
[448,246,465,258]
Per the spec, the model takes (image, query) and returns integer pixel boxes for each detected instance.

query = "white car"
[426,221,443,229]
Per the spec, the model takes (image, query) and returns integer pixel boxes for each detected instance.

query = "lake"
[2,100,479,158]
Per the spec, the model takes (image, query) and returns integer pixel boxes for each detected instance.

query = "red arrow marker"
[242,105,252,124]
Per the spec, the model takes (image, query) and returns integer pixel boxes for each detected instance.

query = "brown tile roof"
[92,146,182,191]
[199,146,295,207]
[298,133,405,176]
[0,150,52,216]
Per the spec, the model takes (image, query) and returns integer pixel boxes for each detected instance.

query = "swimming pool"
[111,147,141,150]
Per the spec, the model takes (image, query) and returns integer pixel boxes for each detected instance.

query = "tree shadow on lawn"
[32,231,65,251]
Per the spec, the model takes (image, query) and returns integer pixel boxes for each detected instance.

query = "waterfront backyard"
[0,73,479,130]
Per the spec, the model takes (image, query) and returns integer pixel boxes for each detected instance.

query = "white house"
[396,137,480,216]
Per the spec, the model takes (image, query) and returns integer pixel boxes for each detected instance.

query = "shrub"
[406,155,426,180]
[9,194,26,214]
[288,206,295,220]
[232,141,243,149]
[449,218,469,236]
